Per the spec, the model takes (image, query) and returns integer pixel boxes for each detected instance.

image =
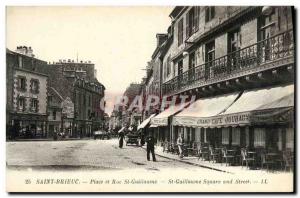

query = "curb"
[141,146,233,174]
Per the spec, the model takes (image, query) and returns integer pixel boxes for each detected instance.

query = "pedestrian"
[146,133,156,161]
[118,131,125,148]
[177,133,184,159]
[140,132,145,146]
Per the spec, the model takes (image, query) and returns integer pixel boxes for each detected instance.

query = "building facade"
[6,48,49,139]
[151,6,295,152]
[47,60,105,138]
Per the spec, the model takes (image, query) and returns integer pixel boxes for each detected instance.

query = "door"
[177,60,183,88]
[188,52,196,82]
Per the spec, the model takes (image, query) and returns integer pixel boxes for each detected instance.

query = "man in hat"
[146,132,156,161]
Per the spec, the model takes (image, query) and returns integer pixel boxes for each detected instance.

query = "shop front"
[9,112,48,139]
[150,102,190,146]
[172,84,294,166]
[137,114,156,139]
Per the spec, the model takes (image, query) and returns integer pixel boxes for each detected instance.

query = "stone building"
[150,6,294,152]
[6,48,48,139]
[47,60,105,138]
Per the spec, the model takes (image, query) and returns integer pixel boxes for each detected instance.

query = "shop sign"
[173,112,251,127]
[173,108,293,127]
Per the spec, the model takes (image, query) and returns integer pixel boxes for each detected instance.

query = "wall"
[13,69,48,114]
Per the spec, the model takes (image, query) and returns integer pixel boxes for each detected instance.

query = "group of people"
[118,130,156,162]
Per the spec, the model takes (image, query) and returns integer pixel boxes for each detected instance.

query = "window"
[31,99,38,112]
[18,76,26,91]
[18,56,23,68]
[177,60,183,76]
[186,7,200,38]
[205,41,215,79]
[88,95,91,107]
[232,127,241,145]
[178,18,184,46]
[188,52,196,81]
[254,128,266,147]
[205,6,215,22]
[53,111,57,120]
[228,29,241,53]
[30,79,39,94]
[18,97,25,111]
[206,41,215,62]
[222,128,230,144]
[166,56,171,77]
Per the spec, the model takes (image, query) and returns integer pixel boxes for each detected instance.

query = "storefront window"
[286,128,294,151]
[222,127,230,145]
[232,127,241,145]
[254,128,266,147]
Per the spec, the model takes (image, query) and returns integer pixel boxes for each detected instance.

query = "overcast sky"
[6,6,173,115]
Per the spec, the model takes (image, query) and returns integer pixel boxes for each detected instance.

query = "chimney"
[156,34,168,47]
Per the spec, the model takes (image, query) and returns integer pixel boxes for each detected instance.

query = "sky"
[6,6,173,115]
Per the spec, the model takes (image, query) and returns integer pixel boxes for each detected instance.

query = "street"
[6,138,207,171]
[6,138,293,192]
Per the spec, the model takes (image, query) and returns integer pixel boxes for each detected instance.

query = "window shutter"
[186,13,190,39]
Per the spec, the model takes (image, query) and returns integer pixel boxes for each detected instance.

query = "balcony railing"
[163,29,294,95]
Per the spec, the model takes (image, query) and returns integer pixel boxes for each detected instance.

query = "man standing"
[146,133,156,161]
[177,133,184,159]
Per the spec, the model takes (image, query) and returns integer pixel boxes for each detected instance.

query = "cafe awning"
[151,102,191,126]
[118,127,125,133]
[219,84,294,126]
[137,114,156,130]
[172,92,240,127]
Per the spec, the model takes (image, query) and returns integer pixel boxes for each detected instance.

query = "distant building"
[47,60,105,138]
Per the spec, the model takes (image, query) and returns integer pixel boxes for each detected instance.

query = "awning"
[118,127,125,133]
[137,114,156,130]
[149,124,158,128]
[173,92,240,127]
[151,102,191,126]
[219,84,294,126]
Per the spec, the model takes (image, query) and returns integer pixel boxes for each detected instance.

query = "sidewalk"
[145,146,280,175]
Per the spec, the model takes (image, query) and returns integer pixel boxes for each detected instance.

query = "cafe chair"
[209,146,219,163]
[261,153,276,172]
[241,149,255,169]
[222,148,234,166]
[282,150,293,172]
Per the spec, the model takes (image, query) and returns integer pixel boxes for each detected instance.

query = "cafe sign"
[173,112,251,127]
[173,107,293,127]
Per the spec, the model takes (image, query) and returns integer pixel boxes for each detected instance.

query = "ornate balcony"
[162,29,294,96]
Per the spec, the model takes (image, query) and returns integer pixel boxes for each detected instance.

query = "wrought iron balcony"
[162,29,294,96]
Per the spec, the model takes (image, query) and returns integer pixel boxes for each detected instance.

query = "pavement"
[150,146,289,175]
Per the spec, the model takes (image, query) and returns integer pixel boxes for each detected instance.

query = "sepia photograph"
[5,4,295,193]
